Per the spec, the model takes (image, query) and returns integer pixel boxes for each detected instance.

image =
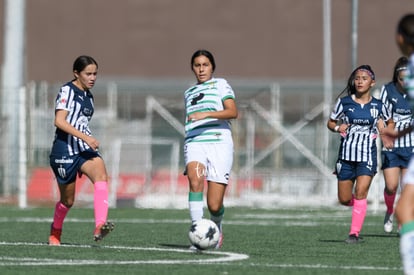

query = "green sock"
[210,206,224,229]
[400,221,414,236]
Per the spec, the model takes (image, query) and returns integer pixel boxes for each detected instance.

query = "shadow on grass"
[318,239,347,243]
[318,232,399,243]
[158,243,190,249]
[361,233,399,238]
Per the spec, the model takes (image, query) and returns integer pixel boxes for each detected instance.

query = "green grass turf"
[0,206,402,274]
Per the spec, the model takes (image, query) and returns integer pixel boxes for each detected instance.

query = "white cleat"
[383,212,393,233]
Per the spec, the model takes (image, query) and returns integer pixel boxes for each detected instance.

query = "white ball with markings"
[188,219,220,250]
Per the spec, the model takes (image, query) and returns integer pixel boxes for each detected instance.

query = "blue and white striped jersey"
[380,82,414,148]
[51,81,95,156]
[330,95,391,163]
[184,78,235,144]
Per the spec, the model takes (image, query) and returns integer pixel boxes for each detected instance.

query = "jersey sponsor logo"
[54,158,73,164]
[396,108,411,114]
[56,93,67,104]
[352,119,370,125]
[191,93,205,105]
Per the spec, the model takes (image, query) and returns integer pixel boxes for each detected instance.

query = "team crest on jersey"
[58,165,66,179]
[336,162,342,174]
[370,106,378,118]
[83,108,93,116]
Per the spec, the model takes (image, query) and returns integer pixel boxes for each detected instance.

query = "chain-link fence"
[0,78,388,209]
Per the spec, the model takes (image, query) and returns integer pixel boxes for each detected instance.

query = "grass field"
[0,205,403,275]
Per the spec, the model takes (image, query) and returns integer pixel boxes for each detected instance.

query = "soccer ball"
[188,219,220,250]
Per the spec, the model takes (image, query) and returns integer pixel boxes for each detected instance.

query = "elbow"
[53,119,59,128]
[54,118,64,129]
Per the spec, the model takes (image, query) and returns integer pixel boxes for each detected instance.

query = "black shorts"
[49,150,101,185]
[381,147,414,170]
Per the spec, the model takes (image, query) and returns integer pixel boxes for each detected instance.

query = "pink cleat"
[94,222,114,242]
[48,224,62,246]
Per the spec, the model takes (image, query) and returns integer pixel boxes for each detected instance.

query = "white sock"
[189,200,203,222]
[400,228,414,274]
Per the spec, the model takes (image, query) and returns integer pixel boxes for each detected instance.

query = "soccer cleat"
[189,244,200,251]
[345,234,364,244]
[48,223,62,246]
[94,221,114,242]
[383,212,394,233]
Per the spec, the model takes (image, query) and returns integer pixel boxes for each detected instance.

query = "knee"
[188,177,204,193]
[96,173,108,183]
[61,199,74,209]
[384,186,397,194]
[207,202,222,214]
[338,199,351,206]
[337,195,352,206]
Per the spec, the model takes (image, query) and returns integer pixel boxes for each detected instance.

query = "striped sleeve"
[55,85,73,111]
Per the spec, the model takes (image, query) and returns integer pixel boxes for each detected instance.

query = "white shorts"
[184,142,233,184]
[402,156,414,186]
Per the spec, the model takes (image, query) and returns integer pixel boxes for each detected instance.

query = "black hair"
[392,56,408,84]
[73,55,98,73]
[190,49,216,71]
[336,65,375,99]
[397,14,414,47]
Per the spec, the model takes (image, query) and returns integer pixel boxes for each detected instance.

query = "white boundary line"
[247,263,402,272]
[0,215,402,271]
[0,241,402,271]
[0,242,249,266]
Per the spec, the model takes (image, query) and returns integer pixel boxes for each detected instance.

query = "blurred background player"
[48,55,114,245]
[327,65,393,244]
[381,13,414,275]
[379,56,410,233]
[184,49,238,249]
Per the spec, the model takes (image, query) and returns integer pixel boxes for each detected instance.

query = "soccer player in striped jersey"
[379,56,411,234]
[381,13,414,275]
[48,55,113,245]
[184,49,238,249]
[327,65,393,244]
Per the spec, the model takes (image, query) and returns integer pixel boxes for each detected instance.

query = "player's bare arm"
[54,109,100,150]
[188,99,238,121]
